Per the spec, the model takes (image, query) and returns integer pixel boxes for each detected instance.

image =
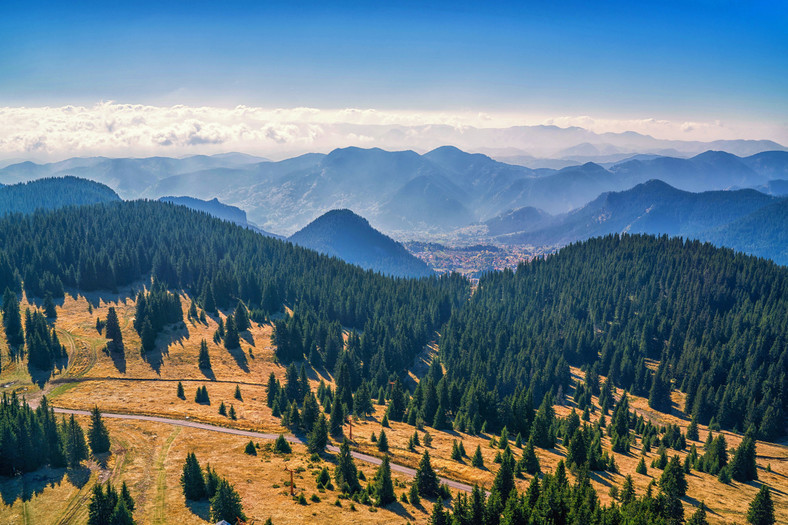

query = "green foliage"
[87,482,136,525]
[377,429,389,452]
[471,445,484,468]
[373,454,396,507]
[659,455,688,498]
[104,307,123,353]
[133,281,182,353]
[747,486,775,525]
[210,478,246,524]
[274,434,291,454]
[307,414,328,454]
[176,381,185,399]
[731,434,758,482]
[334,439,361,494]
[88,406,111,455]
[415,450,439,498]
[244,441,256,456]
[180,452,206,501]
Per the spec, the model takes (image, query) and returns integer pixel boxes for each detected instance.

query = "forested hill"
[0,176,120,215]
[288,209,433,278]
[438,234,787,439]
[0,200,468,378]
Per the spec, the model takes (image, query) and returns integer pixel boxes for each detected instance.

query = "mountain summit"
[288,209,432,278]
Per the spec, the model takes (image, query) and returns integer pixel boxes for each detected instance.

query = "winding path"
[52,407,477,494]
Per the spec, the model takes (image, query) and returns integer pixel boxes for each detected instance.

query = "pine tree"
[244,440,257,455]
[266,372,278,407]
[415,450,439,498]
[660,455,688,498]
[274,434,291,453]
[377,429,389,452]
[104,306,123,353]
[2,288,24,348]
[219,401,227,416]
[686,417,700,441]
[471,445,484,468]
[224,315,240,349]
[210,478,246,523]
[234,384,242,401]
[43,293,57,319]
[110,497,135,525]
[636,456,648,475]
[491,447,515,504]
[747,485,775,525]
[234,301,250,331]
[374,454,396,507]
[63,414,88,467]
[307,414,328,453]
[198,339,211,370]
[521,438,540,474]
[120,481,135,513]
[334,439,361,494]
[88,406,111,455]
[181,452,207,500]
[620,475,636,505]
[353,382,373,417]
[229,404,237,420]
[176,381,185,399]
[731,434,758,482]
[329,395,344,437]
[686,502,709,525]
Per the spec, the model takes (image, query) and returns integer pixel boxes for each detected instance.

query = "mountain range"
[288,209,433,278]
[494,180,788,265]
[2,147,786,236]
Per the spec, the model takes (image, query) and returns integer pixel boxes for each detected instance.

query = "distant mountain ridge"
[495,180,788,264]
[0,176,120,215]
[159,195,282,239]
[288,209,433,278]
[1,146,787,235]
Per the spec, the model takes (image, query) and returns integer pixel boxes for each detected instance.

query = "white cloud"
[0,102,783,161]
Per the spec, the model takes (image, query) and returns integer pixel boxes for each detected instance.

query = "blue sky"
[0,0,786,158]
[2,1,785,117]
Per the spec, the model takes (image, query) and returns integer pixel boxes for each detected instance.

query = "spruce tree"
[104,306,123,353]
[731,434,758,482]
[274,434,291,453]
[198,339,211,370]
[63,414,88,467]
[415,450,439,498]
[234,385,242,401]
[110,498,135,525]
[88,406,111,455]
[659,455,688,498]
[471,445,484,468]
[43,293,57,319]
[377,429,389,452]
[266,372,278,407]
[334,439,361,494]
[491,447,515,505]
[2,288,24,349]
[176,381,185,399]
[521,438,540,474]
[234,301,250,331]
[374,454,396,507]
[307,414,328,453]
[244,440,257,455]
[329,395,344,437]
[181,452,207,500]
[747,485,775,525]
[223,315,240,349]
[210,478,246,523]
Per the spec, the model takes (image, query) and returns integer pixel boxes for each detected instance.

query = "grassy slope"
[0,288,785,524]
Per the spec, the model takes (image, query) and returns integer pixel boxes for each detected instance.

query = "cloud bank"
[0,103,783,161]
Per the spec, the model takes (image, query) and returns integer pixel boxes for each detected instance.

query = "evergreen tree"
[329,395,344,437]
[659,455,688,498]
[176,381,185,399]
[181,452,207,500]
[307,414,328,454]
[687,502,709,525]
[104,306,123,353]
[747,486,775,525]
[353,382,373,417]
[491,447,515,505]
[88,406,111,455]
[521,438,540,474]
[234,301,250,331]
[377,429,389,452]
[731,434,758,482]
[244,441,257,455]
[415,450,439,498]
[43,293,57,319]
[374,454,396,507]
[686,417,700,441]
[334,439,361,494]
[234,385,242,401]
[471,445,484,468]
[223,315,240,349]
[198,339,211,370]
[266,372,278,407]
[63,414,88,467]
[2,288,24,349]
[110,498,135,525]
[210,478,246,523]
[274,434,291,453]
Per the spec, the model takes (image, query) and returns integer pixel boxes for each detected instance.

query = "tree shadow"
[199,366,216,381]
[0,467,68,505]
[225,346,249,373]
[104,344,127,373]
[240,331,255,347]
[65,286,141,311]
[185,499,211,521]
[386,501,415,520]
[65,465,91,489]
